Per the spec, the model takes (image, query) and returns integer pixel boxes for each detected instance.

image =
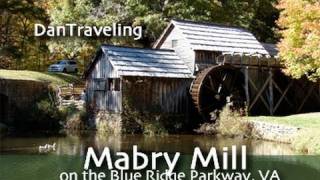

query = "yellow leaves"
[277,0,320,80]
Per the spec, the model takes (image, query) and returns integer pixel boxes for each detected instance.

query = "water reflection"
[0,132,299,156]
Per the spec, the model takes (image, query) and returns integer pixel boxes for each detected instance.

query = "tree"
[246,0,279,43]
[125,0,279,46]
[277,0,320,81]
[47,0,137,71]
[0,0,48,70]
[49,0,280,56]
[1,0,280,71]
[46,0,280,72]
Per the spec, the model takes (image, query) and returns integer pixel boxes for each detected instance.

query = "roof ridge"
[171,19,249,32]
[101,44,175,52]
[260,42,277,46]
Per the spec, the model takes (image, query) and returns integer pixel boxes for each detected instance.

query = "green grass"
[292,129,320,154]
[249,112,320,129]
[0,70,82,87]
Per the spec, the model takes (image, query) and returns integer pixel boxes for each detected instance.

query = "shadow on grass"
[45,73,83,85]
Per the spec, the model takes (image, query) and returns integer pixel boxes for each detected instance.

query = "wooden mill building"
[85,45,193,114]
[85,19,320,120]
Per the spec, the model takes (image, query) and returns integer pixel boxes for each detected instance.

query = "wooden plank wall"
[106,91,122,112]
[122,77,192,114]
[86,52,121,112]
[158,26,195,73]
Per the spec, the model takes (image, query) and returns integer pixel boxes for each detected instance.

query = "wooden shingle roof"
[261,43,278,57]
[101,45,193,78]
[155,19,272,56]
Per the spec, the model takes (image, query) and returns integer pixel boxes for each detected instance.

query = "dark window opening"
[0,94,8,121]
[108,78,120,91]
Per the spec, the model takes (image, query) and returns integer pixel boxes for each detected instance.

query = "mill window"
[171,40,178,48]
[107,78,120,91]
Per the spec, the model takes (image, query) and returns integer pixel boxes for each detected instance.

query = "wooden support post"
[273,80,294,114]
[311,83,320,104]
[297,86,314,113]
[244,66,250,111]
[248,75,271,111]
[268,69,274,115]
[318,83,320,102]
[272,79,294,107]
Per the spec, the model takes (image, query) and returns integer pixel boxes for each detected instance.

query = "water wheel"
[190,65,246,121]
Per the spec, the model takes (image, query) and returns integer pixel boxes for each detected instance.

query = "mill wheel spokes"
[190,65,245,121]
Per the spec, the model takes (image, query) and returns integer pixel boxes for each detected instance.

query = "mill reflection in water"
[0,132,297,156]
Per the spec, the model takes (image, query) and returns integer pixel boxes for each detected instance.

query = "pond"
[0,132,297,155]
[1,132,319,180]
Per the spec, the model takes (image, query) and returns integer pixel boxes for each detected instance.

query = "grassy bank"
[249,113,320,129]
[249,113,320,154]
[0,70,82,86]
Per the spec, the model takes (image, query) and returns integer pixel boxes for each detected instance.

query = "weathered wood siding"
[86,51,122,112]
[122,77,192,113]
[86,45,194,114]
[158,26,195,74]
[194,50,223,71]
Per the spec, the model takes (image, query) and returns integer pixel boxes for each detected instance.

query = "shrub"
[121,97,168,135]
[60,103,78,118]
[215,107,252,138]
[96,113,122,135]
[36,99,61,119]
[11,88,64,130]
[64,110,87,130]
[121,99,144,134]
[14,98,63,130]
[61,104,88,131]
[194,123,217,135]
[143,119,168,136]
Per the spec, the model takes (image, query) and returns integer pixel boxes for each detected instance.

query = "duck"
[39,143,56,153]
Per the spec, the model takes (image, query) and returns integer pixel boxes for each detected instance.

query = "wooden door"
[106,78,122,112]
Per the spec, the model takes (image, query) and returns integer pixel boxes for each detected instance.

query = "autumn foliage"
[277,0,320,81]
[1,0,280,72]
